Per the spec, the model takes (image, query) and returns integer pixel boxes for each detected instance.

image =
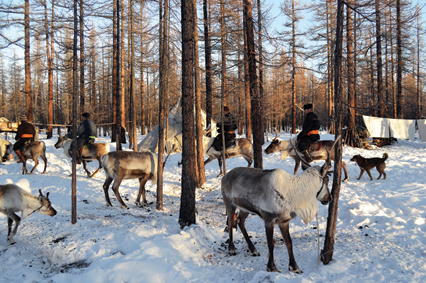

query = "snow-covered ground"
[0,131,426,283]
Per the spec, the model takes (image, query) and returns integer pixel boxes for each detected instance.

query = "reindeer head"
[54,134,66,149]
[264,138,281,154]
[38,189,57,217]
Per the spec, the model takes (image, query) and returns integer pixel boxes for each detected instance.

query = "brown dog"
[350,153,389,181]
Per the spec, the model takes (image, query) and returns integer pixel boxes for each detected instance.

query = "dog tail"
[382,153,389,161]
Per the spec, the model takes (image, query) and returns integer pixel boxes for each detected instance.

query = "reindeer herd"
[0,133,346,274]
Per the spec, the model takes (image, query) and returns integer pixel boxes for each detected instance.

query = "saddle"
[308,141,323,152]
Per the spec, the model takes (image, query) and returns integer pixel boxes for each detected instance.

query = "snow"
[1,131,426,282]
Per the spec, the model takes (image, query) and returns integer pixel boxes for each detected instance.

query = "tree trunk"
[243,2,252,139]
[80,0,85,114]
[129,0,137,151]
[345,0,358,147]
[157,0,166,210]
[243,0,262,169]
[179,0,197,228]
[321,0,343,265]
[291,0,296,135]
[25,0,32,122]
[194,0,206,187]
[376,0,384,118]
[396,0,403,118]
[46,0,54,138]
[203,0,212,130]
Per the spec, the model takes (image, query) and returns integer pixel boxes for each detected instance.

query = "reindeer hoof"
[251,250,260,256]
[266,266,280,273]
[342,178,349,182]
[229,249,236,256]
[217,174,223,177]
[289,266,303,274]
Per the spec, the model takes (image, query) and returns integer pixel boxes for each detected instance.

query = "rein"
[289,138,311,167]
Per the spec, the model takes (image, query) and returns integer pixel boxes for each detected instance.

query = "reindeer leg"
[29,157,39,174]
[277,220,302,274]
[243,156,253,168]
[89,158,102,178]
[237,212,259,256]
[227,206,237,256]
[111,175,128,209]
[294,159,300,175]
[82,160,91,177]
[265,220,279,272]
[22,160,27,175]
[135,174,150,207]
[102,177,114,207]
[7,213,21,244]
[217,156,224,177]
[342,161,349,182]
[41,155,47,174]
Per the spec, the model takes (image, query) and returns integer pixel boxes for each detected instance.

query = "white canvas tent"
[138,100,217,153]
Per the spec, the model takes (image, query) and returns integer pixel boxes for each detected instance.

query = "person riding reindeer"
[212,106,238,152]
[65,112,97,163]
[14,114,36,163]
[297,103,320,163]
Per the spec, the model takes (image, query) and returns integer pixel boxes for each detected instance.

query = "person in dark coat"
[66,112,97,162]
[297,103,320,163]
[14,114,36,163]
[212,106,238,151]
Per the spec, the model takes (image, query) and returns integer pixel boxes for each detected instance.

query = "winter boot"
[16,150,25,163]
[302,149,312,163]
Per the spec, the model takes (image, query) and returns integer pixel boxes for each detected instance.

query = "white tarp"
[138,100,217,153]
[388,118,416,140]
[417,119,426,142]
[363,115,390,138]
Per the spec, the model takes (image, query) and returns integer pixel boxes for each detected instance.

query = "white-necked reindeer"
[203,136,253,177]
[101,151,157,209]
[0,184,57,244]
[221,139,337,273]
[54,134,110,178]
[6,141,47,175]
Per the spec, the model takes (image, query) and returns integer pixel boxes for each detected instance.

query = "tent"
[138,100,217,153]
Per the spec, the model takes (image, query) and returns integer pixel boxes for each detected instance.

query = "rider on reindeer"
[297,103,320,163]
[14,114,36,163]
[65,112,96,163]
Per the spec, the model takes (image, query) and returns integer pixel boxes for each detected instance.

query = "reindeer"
[0,140,12,162]
[0,184,57,244]
[101,151,157,209]
[221,139,337,273]
[54,134,109,178]
[6,141,47,175]
[203,136,253,177]
[264,136,349,182]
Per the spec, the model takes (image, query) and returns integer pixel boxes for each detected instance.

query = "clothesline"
[362,115,426,142]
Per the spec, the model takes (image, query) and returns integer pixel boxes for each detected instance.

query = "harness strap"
[21,134,33,138]
[307,130,319,136]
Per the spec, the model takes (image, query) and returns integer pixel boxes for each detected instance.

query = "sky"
[0,130,426,282]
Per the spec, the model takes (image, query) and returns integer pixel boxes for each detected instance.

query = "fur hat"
[20,114,27,121]
[224,106,230,112]
[303,103,313,110]
[82,112,91,118]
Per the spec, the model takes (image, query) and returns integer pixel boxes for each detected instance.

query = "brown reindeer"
[6,141,47,175]
[101,151,157,209]
[54,134,109,178]
[203,136,253,177]
[264,136,349,182]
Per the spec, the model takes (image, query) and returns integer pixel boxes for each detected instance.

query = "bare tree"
[179,0,197,228]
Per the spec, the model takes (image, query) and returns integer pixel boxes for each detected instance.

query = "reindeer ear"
[39,189,44,197]
[46,192,50,198]
[320,162,330,177]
